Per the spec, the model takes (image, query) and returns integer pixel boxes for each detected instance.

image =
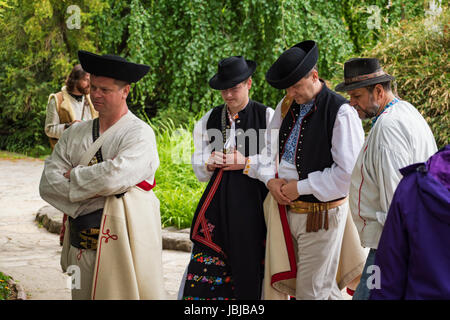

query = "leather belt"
[69,209,103,250]
[289,197,347,214]
[289,197,348,232]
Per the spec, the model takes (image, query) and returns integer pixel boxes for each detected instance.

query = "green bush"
[150,117,206,229]
[0,272,12,300]
[362,6,449,148]
[0,0,108,155]
[2,0,402,152]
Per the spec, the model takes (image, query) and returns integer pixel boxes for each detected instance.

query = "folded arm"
[68,126,159,202]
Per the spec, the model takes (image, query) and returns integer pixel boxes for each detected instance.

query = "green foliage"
[1,0,427,150]
[362,5,449,148]
[95,0,356,125]
[340,0,425,53]
[0,0,108,154]
[0,272,12,300]
[150,117,206,229]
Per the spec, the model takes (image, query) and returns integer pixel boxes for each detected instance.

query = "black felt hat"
[265,40,318,89]
[335,58,395,92]
[209,56,257,90]
[78,50,150,83]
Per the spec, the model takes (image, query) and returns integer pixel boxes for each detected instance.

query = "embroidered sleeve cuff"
[243,157,251,175]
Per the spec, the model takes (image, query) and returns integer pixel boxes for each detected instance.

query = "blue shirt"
[281,102,314,164]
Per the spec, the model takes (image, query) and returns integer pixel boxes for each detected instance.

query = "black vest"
[279,82,348,203]
[206,100,268,156]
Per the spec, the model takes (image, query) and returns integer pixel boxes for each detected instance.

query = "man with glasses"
[181,56,274,300]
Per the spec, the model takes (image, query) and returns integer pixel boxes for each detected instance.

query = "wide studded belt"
[69,209,103,250]
[289,197,347,232]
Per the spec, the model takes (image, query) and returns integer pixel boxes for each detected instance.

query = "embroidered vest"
[47,87,98,148]
[279,82,348,203]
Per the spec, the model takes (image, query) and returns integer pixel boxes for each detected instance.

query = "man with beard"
[335,58,437,300]
[45,64,98,149]
[44,64,99,245]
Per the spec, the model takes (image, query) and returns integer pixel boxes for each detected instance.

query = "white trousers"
[288,202,348,300]
[67,245,96,300]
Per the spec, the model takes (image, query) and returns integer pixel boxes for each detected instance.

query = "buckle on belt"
[79,228,100,250]
[289,197,347,233]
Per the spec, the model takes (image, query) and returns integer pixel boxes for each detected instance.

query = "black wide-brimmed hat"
[265,40,318,89]
[335,58,395,92]
[78,50,150,83]
[209,56,257,90]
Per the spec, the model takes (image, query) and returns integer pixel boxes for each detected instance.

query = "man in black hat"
[39,51,165,299]
[335,57,437,300]
[181,56,274,300]
[259,40,365,299]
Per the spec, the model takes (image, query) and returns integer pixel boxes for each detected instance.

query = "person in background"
[44,64,98,246]
[45,64,97,149]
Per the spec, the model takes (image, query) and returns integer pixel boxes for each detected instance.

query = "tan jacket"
[46,87,97,148]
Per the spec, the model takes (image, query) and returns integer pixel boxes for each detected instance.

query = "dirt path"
[0,158,189,300]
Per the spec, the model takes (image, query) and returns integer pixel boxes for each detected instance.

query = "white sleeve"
[297,104,365,201]
[39,128,82,217]
[191,110,215,182]
[374,126,411,225]
[244,102,281,186]
[44,98,66,139]
[68,125,159,202]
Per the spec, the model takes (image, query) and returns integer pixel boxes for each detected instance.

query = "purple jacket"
[370,145,450,300]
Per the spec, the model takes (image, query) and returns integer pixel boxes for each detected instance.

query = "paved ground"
[0,158,190,300]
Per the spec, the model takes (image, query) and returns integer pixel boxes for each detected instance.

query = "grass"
[0,272,12,300]
[0,150,48,160]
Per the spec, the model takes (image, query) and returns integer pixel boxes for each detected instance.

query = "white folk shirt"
[39,111,159,218]
[349,100,437,249]
[247,97,365,202]
[44,87,94,139]
[191,105,275,182]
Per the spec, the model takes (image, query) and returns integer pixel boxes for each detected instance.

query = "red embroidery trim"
[192,169,225,255]
[358,144,369,231]
[103,228,118,243]
[92,216,118,300]
[270,203,297,286]
[77,249,84,261]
